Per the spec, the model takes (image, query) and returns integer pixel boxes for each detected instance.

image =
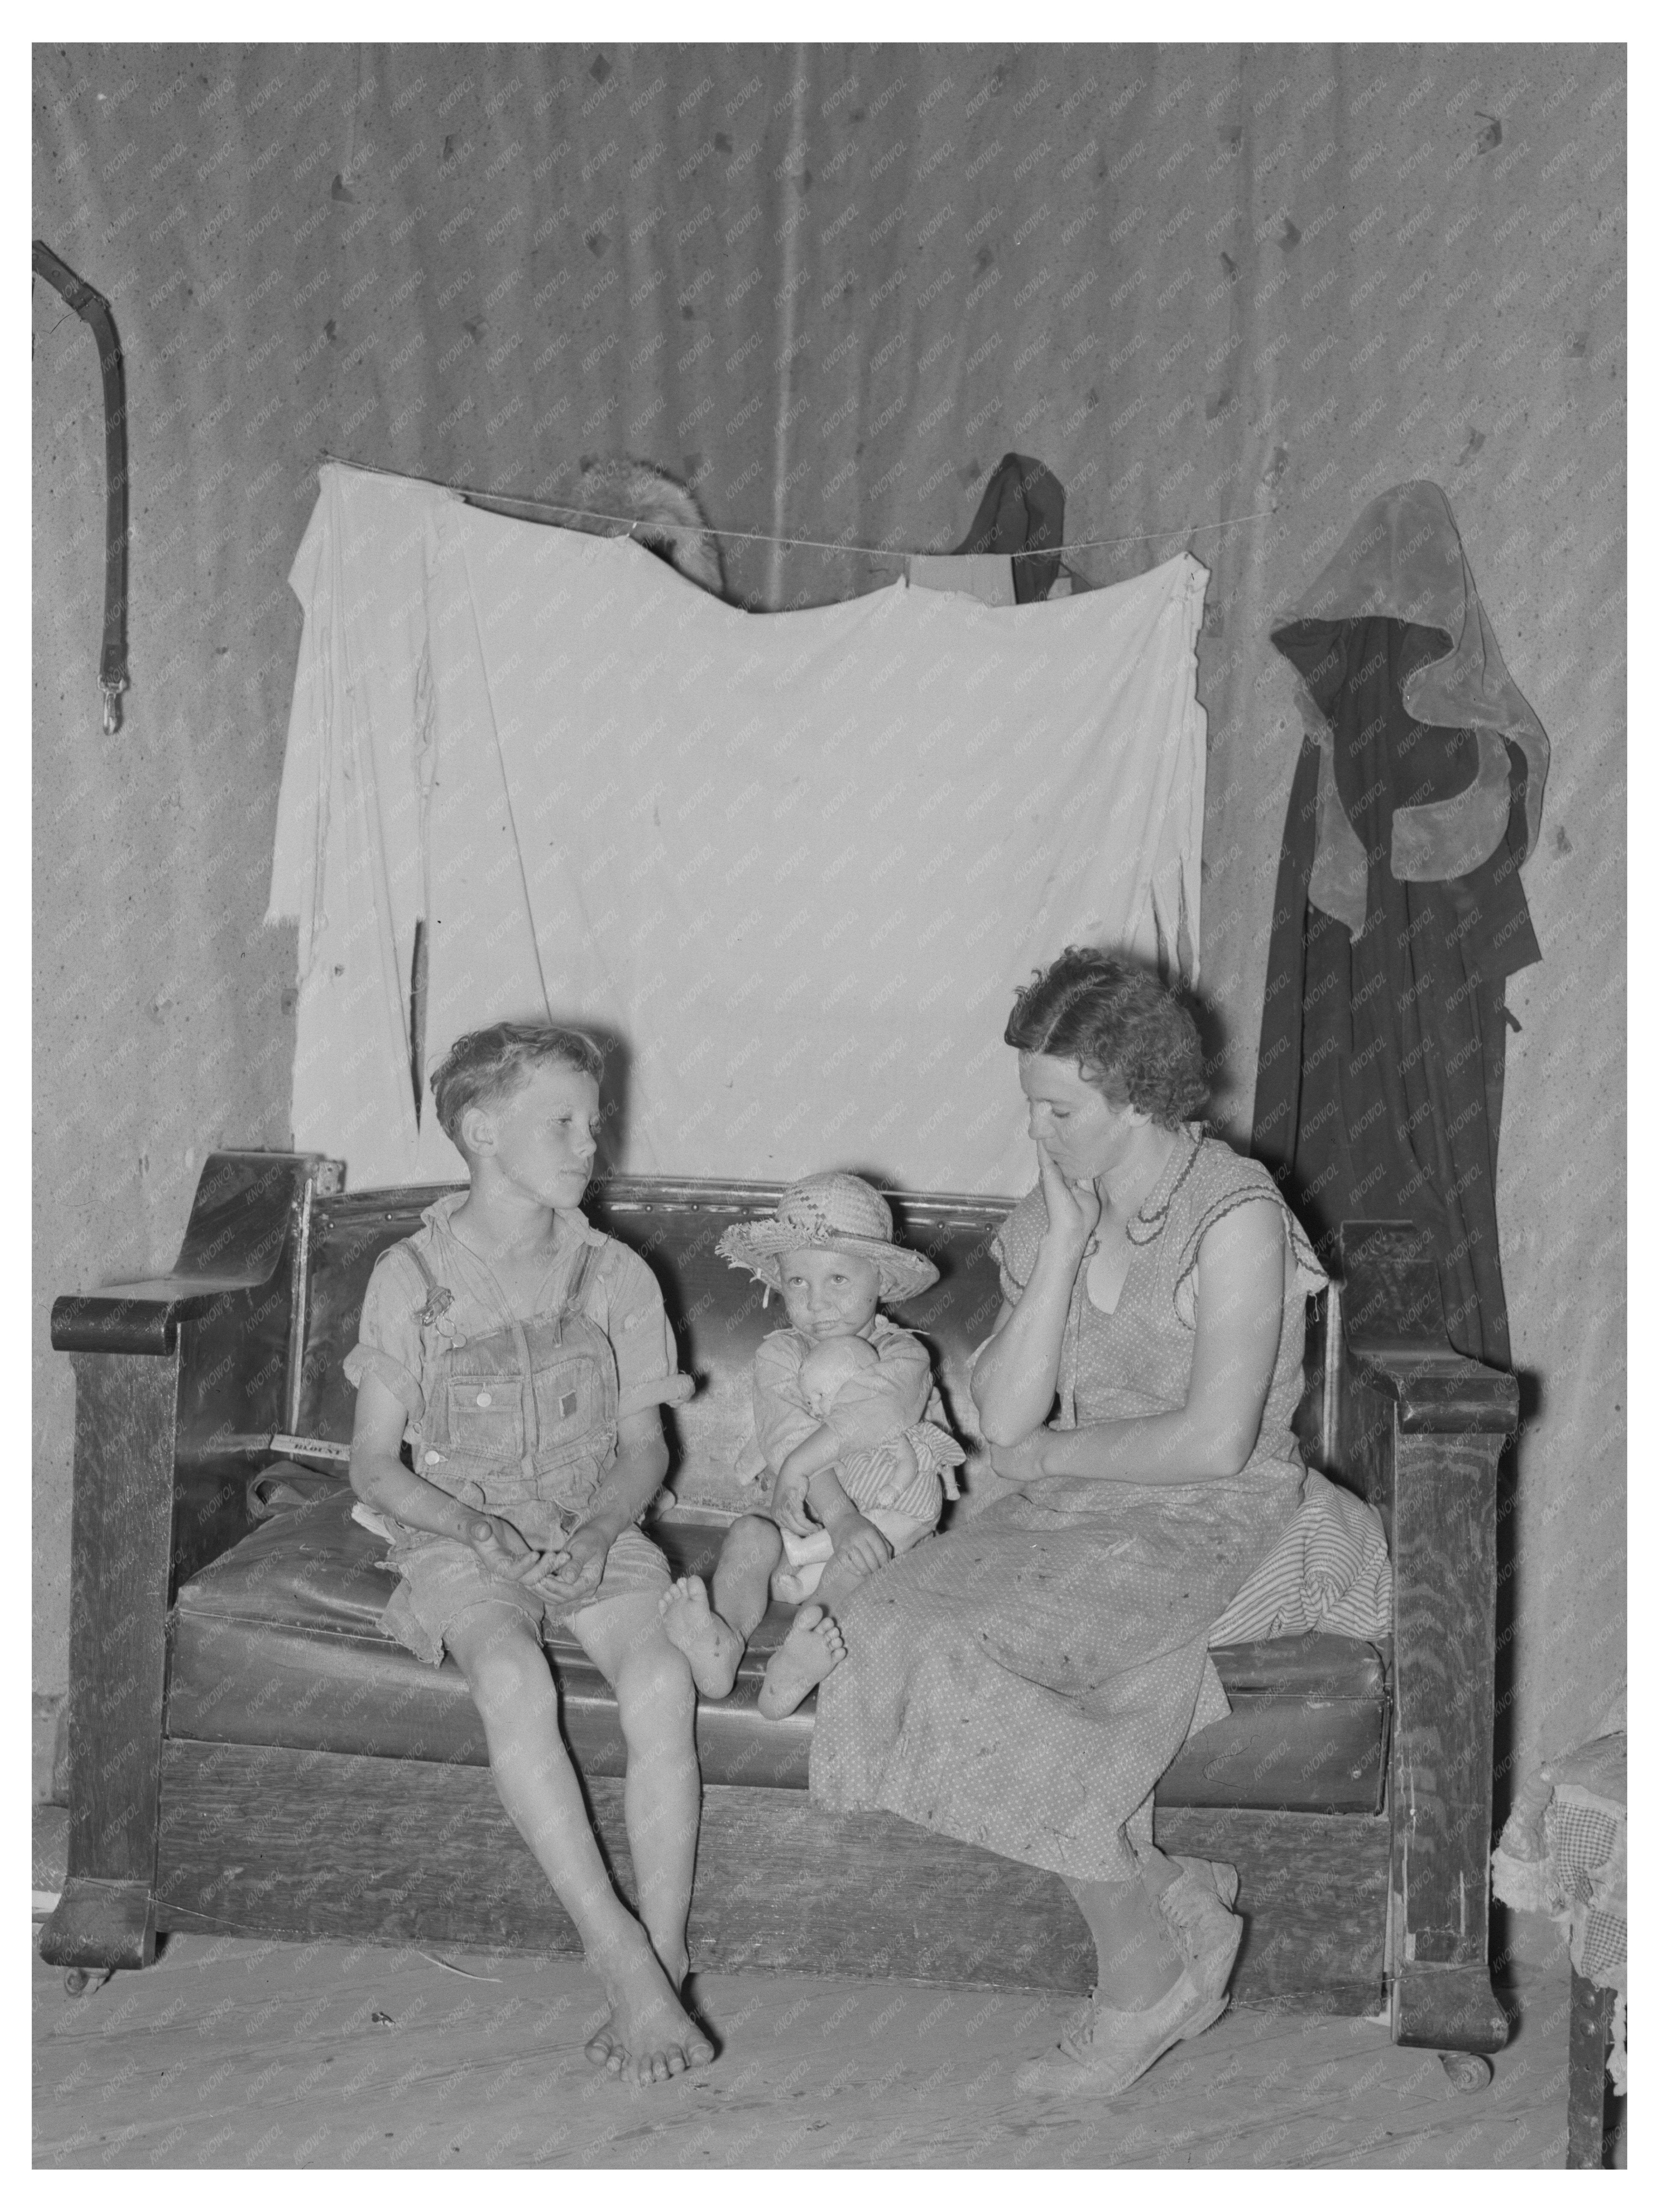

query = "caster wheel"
[63,1968,94,1996]
[1440,2050,1492,2093]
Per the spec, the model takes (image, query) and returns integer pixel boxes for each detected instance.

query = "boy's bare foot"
[658,1576,744,1698]
[584,1933,715,2086]
[757,1603,846,1719]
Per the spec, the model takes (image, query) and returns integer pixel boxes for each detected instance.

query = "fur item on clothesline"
[564,456,725,598]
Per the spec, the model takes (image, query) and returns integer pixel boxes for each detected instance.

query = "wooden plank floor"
[33,1922,1580,2168]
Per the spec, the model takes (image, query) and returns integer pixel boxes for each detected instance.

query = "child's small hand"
[830,1514,893,1579]
[534,1522,613,1602]
[770,1461,817,1537]
[463,1513,538,1580]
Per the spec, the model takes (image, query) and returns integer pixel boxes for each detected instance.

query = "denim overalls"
[395,1236,620,1554]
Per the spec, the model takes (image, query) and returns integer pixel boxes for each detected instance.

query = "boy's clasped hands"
[461,1511,612,1602]
[466,1364,701,1597]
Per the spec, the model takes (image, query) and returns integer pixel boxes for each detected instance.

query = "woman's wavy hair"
[430,1022,604,1151]
[1004,947,1208,1130]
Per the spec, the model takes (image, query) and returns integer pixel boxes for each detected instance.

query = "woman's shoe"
[1013,1961,1221,2099]
[1156,1857,1243,2027]
[1169,1852,1240,1913]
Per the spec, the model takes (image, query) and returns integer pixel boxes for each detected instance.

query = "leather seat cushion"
[169,1488,1388,1810]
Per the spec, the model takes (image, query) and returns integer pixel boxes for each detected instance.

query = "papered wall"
[34,44,1625,1805]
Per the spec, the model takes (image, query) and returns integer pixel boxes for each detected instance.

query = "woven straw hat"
[715,1172,939,1304]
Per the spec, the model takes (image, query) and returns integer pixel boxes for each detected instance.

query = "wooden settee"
[45,1151,1515,2064]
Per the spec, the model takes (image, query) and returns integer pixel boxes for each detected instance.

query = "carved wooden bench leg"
[1386,1423,1511,2063]
[38,1354,177,1972]
[1337,1225,1519,2070]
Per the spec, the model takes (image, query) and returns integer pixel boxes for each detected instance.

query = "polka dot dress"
[809,1132,1326,1885]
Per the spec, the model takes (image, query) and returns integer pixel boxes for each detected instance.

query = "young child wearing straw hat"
[659,1172,964,1718]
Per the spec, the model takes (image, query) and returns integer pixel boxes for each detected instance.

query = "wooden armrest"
[51,1151,344,1355]
[1347,1349,1518,1435]
[1340,1221,1518,1438]
[54,1275,271,1357]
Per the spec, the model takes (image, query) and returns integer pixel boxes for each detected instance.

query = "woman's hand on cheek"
[1036,1143,1102,1254]
[988,1430,1053,1484]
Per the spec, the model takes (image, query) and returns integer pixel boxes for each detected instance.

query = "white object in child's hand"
[798,1333,879,1416]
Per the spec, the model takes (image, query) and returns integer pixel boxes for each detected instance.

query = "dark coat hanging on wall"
[1252,482,1549,1369]
[953,452,1066,602]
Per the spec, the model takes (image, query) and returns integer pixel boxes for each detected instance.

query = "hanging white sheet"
[269,463,1207,1195]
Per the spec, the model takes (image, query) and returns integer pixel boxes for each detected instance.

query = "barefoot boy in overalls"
[346,1022,711,2087]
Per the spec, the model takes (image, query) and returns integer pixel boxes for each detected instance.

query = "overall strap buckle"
[399,1236,454,1329]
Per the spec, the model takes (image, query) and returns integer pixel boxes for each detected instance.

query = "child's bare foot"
[757,1603,846,1719]
[658,1576,744,1698]
[584,1933,715,2086]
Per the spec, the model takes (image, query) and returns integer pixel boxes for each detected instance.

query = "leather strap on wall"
[33,240,130,733]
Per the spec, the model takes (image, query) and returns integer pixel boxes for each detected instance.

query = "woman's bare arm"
[990,1199,1287,1485]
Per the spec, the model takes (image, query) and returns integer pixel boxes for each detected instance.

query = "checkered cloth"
[1493,1730,1626,2090]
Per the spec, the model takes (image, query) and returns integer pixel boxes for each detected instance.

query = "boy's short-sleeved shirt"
[345,1191,677,1446]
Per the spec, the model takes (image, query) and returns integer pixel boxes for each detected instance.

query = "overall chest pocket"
[440,1346,532,1467]
[438,1323,613,1470]
[525,1339,612,1455]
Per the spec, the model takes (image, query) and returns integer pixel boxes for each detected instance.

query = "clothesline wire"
[317,450,1275,562]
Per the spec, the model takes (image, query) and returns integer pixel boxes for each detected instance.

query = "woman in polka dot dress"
[809,948,1327,2099]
